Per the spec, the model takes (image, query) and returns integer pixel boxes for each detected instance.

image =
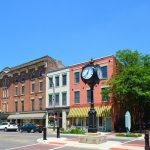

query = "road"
[0,131,145,150]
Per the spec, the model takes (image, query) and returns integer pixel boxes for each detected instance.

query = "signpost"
[125,111,131,133]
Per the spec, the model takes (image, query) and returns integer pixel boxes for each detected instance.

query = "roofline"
[47,66,70,73]
[10,55,54,71]
[70,55,115,67]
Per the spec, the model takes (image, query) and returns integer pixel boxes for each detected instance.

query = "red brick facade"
[69,56,117,131]
[0,56,64,123]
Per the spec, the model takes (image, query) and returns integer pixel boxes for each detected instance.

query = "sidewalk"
[37,130,145,150]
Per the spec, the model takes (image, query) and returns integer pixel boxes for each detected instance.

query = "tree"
[109,49,150,131]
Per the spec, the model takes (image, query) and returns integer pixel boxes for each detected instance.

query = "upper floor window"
[21,74,25,83]
[15,76,19,84]
[62,92,67,105]
[101,66,108,79]
[39,69,45,77]
[74,72,80,83]
[21,85,25,95]
[15,86,18,96]
[55,76,59,87]
[101,87,109,102]
[31,71,35,80]
[2,79,9,87]
[39,82,43,92]
[3,87,8,98]
[62,74,67,86]
[87,89,91,103]
[55,93,59,106]
[39,98,43,110]
[49,94,53,106]
[74,91,80,104]
[31,83,35,93]
[49,77,53,88]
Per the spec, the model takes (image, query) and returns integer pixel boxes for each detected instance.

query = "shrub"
[62,127,86,134]
[116,133,142,137]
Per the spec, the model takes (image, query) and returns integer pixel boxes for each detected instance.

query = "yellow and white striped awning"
[68,106,111,118]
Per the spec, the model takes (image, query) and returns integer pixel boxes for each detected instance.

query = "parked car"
[0,122,18,132]
[19,123,43,133]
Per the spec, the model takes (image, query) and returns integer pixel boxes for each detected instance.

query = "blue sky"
[0,0,150,70]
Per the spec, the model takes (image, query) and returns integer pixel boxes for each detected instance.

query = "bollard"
[145,130,149,150]
[57,127,60,138]
[43,127,47,140]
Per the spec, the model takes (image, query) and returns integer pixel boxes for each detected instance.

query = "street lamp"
[50,78,60,137]
[51,79,56,131]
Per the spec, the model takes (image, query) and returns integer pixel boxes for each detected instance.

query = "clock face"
[82,66,94,79]
[97,66,102,79]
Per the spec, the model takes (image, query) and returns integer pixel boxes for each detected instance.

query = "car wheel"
[4,127,7,132]
[27,130,30,133]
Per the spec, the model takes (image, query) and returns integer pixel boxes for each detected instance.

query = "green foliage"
[109,49,150,128]
[61,127,86,134]
[116,133,142,137]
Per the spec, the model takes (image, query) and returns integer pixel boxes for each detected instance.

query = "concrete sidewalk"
[37,132,145,150]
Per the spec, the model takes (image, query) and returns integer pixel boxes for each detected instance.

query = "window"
[55,76,59,87]
[15,101,18,112]
[74,91,80,104]
[49,94,53,106]
[39,82,43,92]
[101,66,108,79]
[87,89,91,103]
[21,74,25,83]
[62,74,67,86]
[31,99,35,111]
[21,85,25,95]
[101,87,109,102]
[15,86,18,96]
[49,77,53,88]
[55,93,59,106]
[15,76,19,84]
[3,88,8,98]
[39,69,45,77]
[99,117,102,126]
[74,72,80,83]
[21,101,24,112]
[31,83,35,93]
[31,71,35,80]
[62,92,67,105]
[39,98,42,110]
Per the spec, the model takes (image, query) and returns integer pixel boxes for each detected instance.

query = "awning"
[7,113,45,120]
[68,106,111,118]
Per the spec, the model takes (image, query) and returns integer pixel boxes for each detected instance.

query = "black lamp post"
[81,59,102,133]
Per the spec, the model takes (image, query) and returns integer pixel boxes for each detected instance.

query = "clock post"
[88,85,97,133]
[81,59,102,133]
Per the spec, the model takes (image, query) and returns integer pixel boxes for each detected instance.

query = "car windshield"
[10,123,16,125]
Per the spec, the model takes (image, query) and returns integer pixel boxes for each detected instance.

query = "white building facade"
[46,67,70,130]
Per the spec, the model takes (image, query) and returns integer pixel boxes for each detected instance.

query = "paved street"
[0,131,146,150]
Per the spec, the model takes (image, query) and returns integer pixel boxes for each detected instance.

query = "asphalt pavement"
[0,130,146,150]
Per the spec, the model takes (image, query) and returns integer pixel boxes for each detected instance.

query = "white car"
[0,122,18,131]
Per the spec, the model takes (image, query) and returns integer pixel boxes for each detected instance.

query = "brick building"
[68,56,116,131]
[0,56,64,126]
